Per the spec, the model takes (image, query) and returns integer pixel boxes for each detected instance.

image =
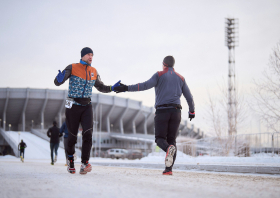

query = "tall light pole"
[225,18,239,136]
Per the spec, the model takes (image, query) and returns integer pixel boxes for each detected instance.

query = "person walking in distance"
[18,139,27,162]
[60,121,69,166]
[54,47,120,174]
[114,56,195,175]
[47,121,62,165]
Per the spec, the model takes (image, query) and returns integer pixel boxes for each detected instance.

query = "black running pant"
[66,104,93,163]
[154,108,181,169]
[50,143,59,163]
[20,149,25,158]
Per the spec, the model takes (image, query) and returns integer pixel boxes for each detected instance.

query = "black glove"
[114,83,128,93]
[189,111,195,121]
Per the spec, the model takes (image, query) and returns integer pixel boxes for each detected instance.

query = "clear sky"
[0,0,279,135]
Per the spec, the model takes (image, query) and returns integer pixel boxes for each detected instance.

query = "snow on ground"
[140,151,280,166]
[5,131,66,160]
[0,159,280,198]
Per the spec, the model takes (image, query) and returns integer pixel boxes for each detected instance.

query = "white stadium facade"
[0,87,204,157]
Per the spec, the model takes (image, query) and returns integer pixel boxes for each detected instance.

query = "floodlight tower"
[225,18,239,136]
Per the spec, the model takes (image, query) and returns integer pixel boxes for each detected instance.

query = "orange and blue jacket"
[54,60,111,105]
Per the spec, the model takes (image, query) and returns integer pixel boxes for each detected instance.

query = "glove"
[56,70,65,83]
[111,80,121,91]
[189,111,195,121]
[114,83,128,93]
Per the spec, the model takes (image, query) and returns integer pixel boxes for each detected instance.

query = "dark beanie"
[53,121,57,126]
[163,56,175,67]
[81,47,93,58]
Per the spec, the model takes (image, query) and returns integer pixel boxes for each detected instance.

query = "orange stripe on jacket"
[71,63,97,80]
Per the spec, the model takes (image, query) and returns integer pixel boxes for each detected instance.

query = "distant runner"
[18,140,27,162]
[47,121,62,165]
[114,56,195,175]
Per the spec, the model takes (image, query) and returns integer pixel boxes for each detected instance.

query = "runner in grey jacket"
[114,55,195,175]
[128,66,194,112]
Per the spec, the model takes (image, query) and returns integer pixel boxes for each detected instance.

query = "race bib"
[65,98,74,109]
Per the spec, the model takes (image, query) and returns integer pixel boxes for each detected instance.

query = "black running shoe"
[67,157,75,174]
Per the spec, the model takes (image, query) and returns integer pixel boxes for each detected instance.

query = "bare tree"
[207,82,247,137]
[252,41,280,132]
[206,82,248,156]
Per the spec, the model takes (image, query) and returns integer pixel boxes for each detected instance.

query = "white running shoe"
[165,145,176,167]
[54,155,57,163]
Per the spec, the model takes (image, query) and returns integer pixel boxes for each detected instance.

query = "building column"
[130,103,142,134]
[106,96,115,133]
[22,88,29,131]
[145,107,154,134]
[3,88,10,131]
[119,99,129,134]
[40,89,49,130]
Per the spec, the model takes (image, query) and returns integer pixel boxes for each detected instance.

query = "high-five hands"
[111,80,121,91]
[56,70,66,83]
[114,82,128,93]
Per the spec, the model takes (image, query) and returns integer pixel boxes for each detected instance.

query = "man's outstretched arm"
[54,65,72,86]
[115,73,158,92]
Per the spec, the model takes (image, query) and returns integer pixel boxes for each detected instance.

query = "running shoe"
[54,155,57,163]
[165,145,176,167]
[67,157,75,174]
[162,168,173,175]
[80,161,92,175]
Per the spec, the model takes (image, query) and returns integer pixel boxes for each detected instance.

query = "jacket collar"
[163,67,174,71]
[80,59,91,66]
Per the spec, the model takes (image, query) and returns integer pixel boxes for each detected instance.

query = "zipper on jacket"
[82,65,88,98]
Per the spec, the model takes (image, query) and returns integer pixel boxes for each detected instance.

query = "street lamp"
[9,124,11,131]
[31,120,34,128]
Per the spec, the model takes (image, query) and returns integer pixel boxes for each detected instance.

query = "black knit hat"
[163,56,175,67]
[81,47,93,58]
[53,121,57,126]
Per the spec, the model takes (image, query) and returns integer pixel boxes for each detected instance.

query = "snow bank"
[140,151,280,165]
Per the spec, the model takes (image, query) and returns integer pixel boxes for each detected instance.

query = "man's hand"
[56,70,65,83]
[188,111,195,121]
[111,80,121,91]
[114,83,128,93]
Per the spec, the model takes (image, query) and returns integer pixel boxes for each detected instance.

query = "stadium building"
[0,88,204,157]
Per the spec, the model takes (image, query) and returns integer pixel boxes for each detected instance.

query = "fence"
[173,132,280,157]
